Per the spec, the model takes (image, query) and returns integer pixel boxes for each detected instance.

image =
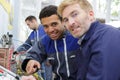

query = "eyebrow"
[62,10,77,22]
[62,17,67,22]
[71,10,77,15]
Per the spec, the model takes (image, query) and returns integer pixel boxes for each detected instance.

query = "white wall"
[0,5,10,38]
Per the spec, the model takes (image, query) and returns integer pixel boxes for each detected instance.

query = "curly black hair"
[39,5,62,21]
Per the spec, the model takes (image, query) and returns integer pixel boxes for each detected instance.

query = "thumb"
[34,61,41,69]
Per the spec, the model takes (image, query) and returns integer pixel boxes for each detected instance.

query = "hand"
[26,60,40,74]
[21,75,36,80]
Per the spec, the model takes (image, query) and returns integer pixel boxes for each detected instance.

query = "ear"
[88,10,94,21]
[89,10,94,17]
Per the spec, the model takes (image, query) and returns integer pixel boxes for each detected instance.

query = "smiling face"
[41,14,64,40]
[62,3,94,38]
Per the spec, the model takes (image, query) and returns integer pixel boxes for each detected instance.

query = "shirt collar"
[77,34,85,45]
[78,21,99,45]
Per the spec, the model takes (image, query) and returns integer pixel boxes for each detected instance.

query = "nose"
[68,17,75,26]
[48,26,54,32]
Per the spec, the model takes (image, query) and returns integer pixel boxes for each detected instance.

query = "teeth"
[51,33,57,37]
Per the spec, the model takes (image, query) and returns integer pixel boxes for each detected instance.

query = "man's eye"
[71,12,78,18]
[63,18,68,23]
[43,25,48,28]
[52,23,58,27]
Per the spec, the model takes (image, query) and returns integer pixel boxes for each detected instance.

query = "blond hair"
[58,0,93,16]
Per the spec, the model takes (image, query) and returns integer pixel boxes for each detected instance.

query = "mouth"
[71,26,79,31]
[49,33,58,39]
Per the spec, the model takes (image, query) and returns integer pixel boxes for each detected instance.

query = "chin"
[72,35,78,38]
[51,37,57,40]
[72,34,80,38]
[74,36,79,38]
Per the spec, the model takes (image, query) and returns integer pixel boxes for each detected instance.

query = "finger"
[26,60,35,74]
[26,66,31,74]
[35,61,41,69]
[26,65,34,74]
[32,67,37,73]
[28,65,39,74]
[26,60,40,74]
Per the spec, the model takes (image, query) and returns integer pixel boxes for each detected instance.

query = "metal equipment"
[0,32,13,48]
[0,65,21,80]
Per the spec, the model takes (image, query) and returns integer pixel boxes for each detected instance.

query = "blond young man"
[58,0,120,80]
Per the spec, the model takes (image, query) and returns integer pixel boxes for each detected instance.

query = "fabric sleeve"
[21,41,47,72]
[16,33,33,53]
